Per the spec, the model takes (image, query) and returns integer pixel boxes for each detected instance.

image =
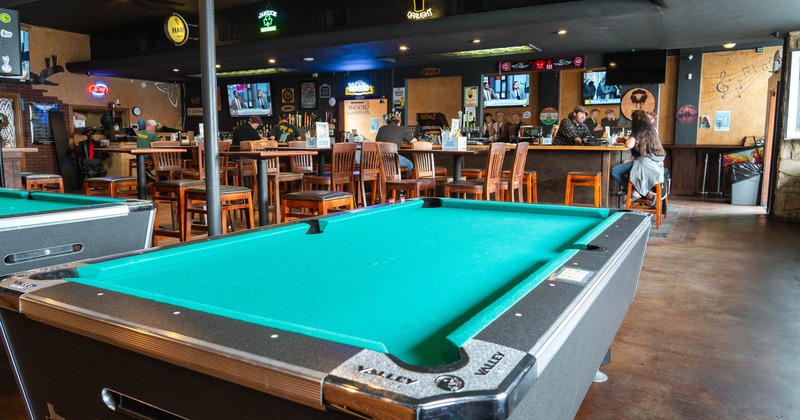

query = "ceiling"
[6,0,799,82]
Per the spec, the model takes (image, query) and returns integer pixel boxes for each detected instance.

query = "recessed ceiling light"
[471,39,481,44]
[399,45,409,51]
[722,42,736,49]
[172,68,180,72]
[215,64,221,68]
[302,57,314,61]
[268,58,276,64]
[608,62,617,68]
[556,29,567,35]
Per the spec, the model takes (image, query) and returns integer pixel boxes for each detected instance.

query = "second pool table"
[0,198,650,419]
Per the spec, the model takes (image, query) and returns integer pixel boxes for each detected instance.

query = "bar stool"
[184,185,255,239]
[83,176,137,197]
[151,179,205,244]
[281,190,355,220]
[564,171,602,207]
[626,182,664,229]
[23,173,64,193]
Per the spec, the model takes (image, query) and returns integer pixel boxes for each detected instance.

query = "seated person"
[74,129,109,178]
[612,110,665,205]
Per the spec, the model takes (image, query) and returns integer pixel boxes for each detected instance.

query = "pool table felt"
[0,189,125,217]
[70,199,620,366]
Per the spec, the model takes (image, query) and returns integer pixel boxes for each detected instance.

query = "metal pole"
[697,152,709,195]
[199,0,221,236]
[715,153,723,195]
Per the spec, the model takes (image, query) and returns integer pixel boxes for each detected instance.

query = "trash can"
[729,163,762,205]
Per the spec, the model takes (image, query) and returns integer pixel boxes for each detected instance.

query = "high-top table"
[1,147,38,189]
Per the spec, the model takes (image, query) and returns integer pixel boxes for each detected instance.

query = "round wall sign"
[620,88,656,120]
[539,107,559,125]
[164,13,189,46]
[676,104,699,125]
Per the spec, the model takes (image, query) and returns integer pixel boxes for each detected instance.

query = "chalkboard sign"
[29,102,59,144]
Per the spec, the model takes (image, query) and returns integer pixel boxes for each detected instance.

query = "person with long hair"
[611,110,665,205]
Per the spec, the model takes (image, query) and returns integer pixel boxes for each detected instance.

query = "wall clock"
[132,106,142,116]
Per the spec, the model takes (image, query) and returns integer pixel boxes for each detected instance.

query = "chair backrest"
[287,141,314,172]
[483,142,507,195]
[152,150,183,178]
[151,141,178,148]
[264,139,279,148]
[359,142,382,179]
[411,141,436,179]
[331,142,358,190]
[196,141,230,181]
[509,142,529,185]
[377,142,402,182]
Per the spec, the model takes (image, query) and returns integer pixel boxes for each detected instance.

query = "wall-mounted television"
[582,70,621,105]
[0,30,30,83]
[603,50,667,85]
[482,74,530,108]
[226,82,272,117]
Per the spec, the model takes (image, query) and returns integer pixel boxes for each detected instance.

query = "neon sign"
[259,9,277,33]
[345,80,374,96]
[407,0,434,20]
[88,82,109,97]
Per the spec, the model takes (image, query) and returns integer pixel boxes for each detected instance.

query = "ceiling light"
[556,29,567,35]
[172,68,180,72]
[722,43,736,49]
[471,39,481,44]
[399,45,409,51]
[302,57,314,61]
[215,64,221,68]
[268,58,276,64]
[608,62,617,68]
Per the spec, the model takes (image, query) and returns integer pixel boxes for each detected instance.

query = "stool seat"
[282,190,355,220]
[153,179,205,188]
[565,171,601,207]
[23,173,61,180]
[283,190,354,202]
[84,176,137,197]
[185,185,252,194]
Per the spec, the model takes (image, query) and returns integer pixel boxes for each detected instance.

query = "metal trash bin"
[729,163,762,206]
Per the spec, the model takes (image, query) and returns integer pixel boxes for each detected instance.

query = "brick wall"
[0,83,69,174]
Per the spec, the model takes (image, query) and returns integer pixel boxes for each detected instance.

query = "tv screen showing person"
[482,74,530,108]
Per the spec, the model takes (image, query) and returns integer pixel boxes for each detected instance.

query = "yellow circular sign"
[164,14,188,46]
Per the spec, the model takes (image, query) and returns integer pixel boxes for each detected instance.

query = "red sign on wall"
[498,56,586,73]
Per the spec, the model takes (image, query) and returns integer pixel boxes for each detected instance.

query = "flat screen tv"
[482,74,530,108]
[0,30,30,83]
[227,82,272,117]
[582,70,621,105]
[603,49,667,85]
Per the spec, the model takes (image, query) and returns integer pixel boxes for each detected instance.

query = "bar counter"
[405,143,630,207]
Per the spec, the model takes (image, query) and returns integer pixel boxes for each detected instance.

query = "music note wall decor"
[702,57,773,103]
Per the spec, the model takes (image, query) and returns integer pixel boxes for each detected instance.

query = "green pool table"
[0,188,156,276]
[0,198,650,419]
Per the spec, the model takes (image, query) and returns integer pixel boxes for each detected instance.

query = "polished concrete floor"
[1,196,798,419]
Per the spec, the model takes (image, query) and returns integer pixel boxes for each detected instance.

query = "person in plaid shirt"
[553,106,591,146]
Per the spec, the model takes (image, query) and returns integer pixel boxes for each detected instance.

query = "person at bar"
[553,106,591,145]
[601,109,621,136]
[136,119,158,148]
[585,108,603,137]
[376,115,416,176]
[232,115,262,147]
[269,112,301,142]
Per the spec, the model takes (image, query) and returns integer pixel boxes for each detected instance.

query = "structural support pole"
[199,0,221,236]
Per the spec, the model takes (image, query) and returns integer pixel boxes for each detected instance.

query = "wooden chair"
[626,181,665,229]
[356,142,384,206]
[151,142,183,181]
[288,140,315,174]
[443,142,506,200]
[181,141,230,185]
[302,142,357,193]
[411,141,462,189]
[378,142,436,200]
[499,142,529,202]
[150,178,204,244]
[565,171,602,207]
[281,190,355,221]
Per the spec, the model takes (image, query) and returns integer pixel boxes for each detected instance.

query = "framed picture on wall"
[300,81,317,109]
[787,51,800,139]
[0,93,23,148]
[282,88,295,104]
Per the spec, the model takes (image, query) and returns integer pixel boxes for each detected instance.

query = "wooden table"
[97,148,186,199]
[222,150,318,226]
[271,145,331,176]
[1,147,38,189]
